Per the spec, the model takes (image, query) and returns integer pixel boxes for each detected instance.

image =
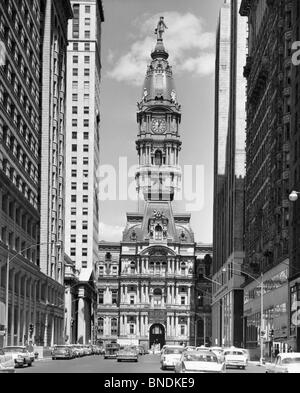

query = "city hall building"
[96,19,209,349]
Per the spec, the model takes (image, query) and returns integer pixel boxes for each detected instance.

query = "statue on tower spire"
[155,17,168,40]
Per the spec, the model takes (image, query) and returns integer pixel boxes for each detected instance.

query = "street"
[16,355,266,374]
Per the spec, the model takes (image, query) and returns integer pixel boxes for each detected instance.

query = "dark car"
[104,343,120,359]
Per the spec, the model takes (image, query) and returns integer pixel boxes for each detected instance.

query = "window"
[130,295,135,305]
[83,132,89,140]
[71,208,76,215]
[71,182,77,190]
[83,158,89,166]
[72,81,78,90]
[180,325,185,336]
[83,208,88,215]
[72,106,78,114]
[84,69,90,77]
[71,221,76,230]
[73,68,78,76]
[82,221,88,230]
[111,318,118,335]
[85,31,90,39]
[84,119,89,127]
[181,296,186,305]
[84,107,89,114]
[84,43,90,51]
[83,195,88,203]
[99,266,104,276]
[72,144,77,152]
[71,195,77,202]
[73,56,78,64]
[72,132,77,140]
[72,94,78,102]
[73,43,78,51]
[82,261,88,269]
[83,170,89,178]
[84,81,90,90]
[72,119,78,127]
[82,235,88,243]
[84,56,90,64]
[71,170,77,177]
[71,235,76,243]
[82,248,88,256]
[83,145,89,152]
[98,318,104,335]
[112,266,118,276]
[98,291,104,304]
[130,324,135,334]
[70,248,76,257]
[85,18,91,26]
[85,5,91,13]
[155,225,163,241]
[83,183,89,190]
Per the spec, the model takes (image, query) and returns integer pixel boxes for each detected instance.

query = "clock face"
[152,119,167,134]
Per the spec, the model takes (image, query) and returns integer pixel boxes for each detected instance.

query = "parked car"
[136,345,146,355]
[2,346,33,368]
[0,348,15,373]
[51,345,74,360]
[223,349,248,370]
[161,346,185,370]
[117,347,139,362]
[266,353,300,373]
[175,350,226,374]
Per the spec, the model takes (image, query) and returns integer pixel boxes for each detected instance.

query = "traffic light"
[29,324,34,337]
[270,329,274,340]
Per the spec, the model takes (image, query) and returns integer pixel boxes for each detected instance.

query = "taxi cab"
[0,348,16,372]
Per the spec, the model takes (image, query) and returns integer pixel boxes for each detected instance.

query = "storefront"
[289,282,300,351]
[243,261,289,359]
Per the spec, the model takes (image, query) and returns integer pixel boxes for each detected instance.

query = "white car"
[266,353,300,374]
[224,349,248,370]
[161,346,185,370]
[0,348,15,373]
[210,347,225,363]
[175,350,226,374]
[2,346,33,368]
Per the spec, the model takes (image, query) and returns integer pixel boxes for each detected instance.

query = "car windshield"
[224,351,244,356]
[282,358,300,364]
[184,353,218,362]
[165,348,184,355]
[3,347,25,353]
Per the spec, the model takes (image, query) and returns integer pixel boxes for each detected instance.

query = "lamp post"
[222,265,264,365]
[4,241,61,346]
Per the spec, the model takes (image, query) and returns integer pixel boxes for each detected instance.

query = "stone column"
[136,314,140,337]
[125,285,128,304]
[187,287,191,306]
[17,274,21,344]
[23,277,28,344]
[44,313,49,347]
[77,288,86,344]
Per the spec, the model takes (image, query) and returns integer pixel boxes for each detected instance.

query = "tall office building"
[240,0,291,357]
[212,0,247,348]
[96,19,200,350]
[0,0,72,348]
[64,0,104,344]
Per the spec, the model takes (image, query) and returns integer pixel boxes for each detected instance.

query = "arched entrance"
[149,324,166,350]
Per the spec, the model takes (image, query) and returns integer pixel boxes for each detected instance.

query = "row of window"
[70,207,89,216]
[71,195,89,203]
[1,226,37,264]
[71,182,89,191]
[72,67,91,77]
[71,169,89,178]
[71,156,89,165]
[72,42,91,52]
[70,130,90,140]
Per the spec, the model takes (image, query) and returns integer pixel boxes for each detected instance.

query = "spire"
[152,16,169,60]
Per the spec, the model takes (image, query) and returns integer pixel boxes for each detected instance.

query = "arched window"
[155,150,163,166]
[155,225,163,241]
[111,318,118,336]
[154,288,162,306]
[130,261,136,274]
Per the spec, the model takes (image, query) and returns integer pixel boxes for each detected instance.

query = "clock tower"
[136,23,182,202]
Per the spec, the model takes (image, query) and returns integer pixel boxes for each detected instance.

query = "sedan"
[175,351,226,374]
[117,347,139,362]
[51,345,74,360]
[223,349,248,370]
[2,346,33,368]
[161,346,185,370]
[266,353,300,373]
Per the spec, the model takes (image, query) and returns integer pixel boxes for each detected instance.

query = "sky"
[99,0,224,244]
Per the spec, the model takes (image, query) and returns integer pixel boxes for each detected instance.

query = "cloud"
[107,12,216,86]
[99,222,123,242]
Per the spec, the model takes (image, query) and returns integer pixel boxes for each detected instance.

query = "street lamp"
[222,265,264,366]
[4,241,61,346]
[289,191,300,202]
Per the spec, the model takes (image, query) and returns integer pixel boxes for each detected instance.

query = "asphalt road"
[16,355,266,374]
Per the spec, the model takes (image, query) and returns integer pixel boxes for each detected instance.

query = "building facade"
[0,0,72,348]
[96,20,203,349]
[212,0,247,348]
[64,0,104,344]
[240,0,291,356]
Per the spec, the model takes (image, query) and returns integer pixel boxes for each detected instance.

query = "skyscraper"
[65,0,104,344]
[0,0,72,348]
[212,0,247,348]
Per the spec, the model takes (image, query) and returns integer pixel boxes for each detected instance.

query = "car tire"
[52,357,56,360]
[28,362,32,367]
[161,365,165,370]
